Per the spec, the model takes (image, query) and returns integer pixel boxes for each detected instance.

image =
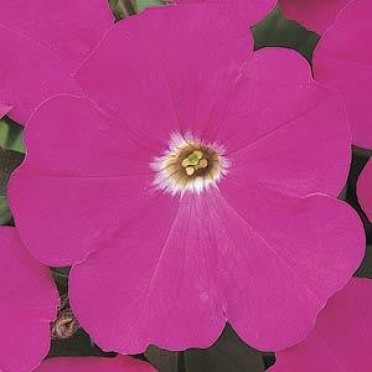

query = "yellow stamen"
[181,158,190,168]
[193,150,203,160]
[185,166,195,176]
[199,158,208,168]
[182,150,208,170]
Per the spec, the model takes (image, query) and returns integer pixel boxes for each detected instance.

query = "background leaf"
[145,346,179,372]
[109,0,166,20]
[0,149,24,195]
[184,325,265,372]
[252,7,319,63]
[0,117,24,225]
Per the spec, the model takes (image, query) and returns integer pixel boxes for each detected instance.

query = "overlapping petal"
[218,192,364,350]
[9,95,159,266]
[313,0,372,149]
[76,4,253,144]
[36,356,156,371]
[271,278,372,371]
[357,159,372,221]
[0,227,58,372]
[280,0,351,34]
[70,192,225,354]
[173,0,276,26]
[0,0,113,124]
[207,48,351,198]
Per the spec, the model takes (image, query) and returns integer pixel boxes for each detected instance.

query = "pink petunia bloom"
[0,0,114,125]
[173,0,276,26]
[36,356,156,371]
[357,160,372,221]
[0,227,58,372]
[313,0,372,149]
[270,278,372,371]
[9,5,364,354]
[280,0,351,34]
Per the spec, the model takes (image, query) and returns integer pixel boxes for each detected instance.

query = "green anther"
[186,153,200,166]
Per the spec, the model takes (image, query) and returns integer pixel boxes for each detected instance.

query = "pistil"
[181,150,209,176]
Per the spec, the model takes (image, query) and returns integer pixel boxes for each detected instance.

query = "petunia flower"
[172,0,276,26]
[279,0,351,34]
[357,160,372,221]
[270,278,372,371]
[0,227,58,372]
[36,356,156,371]
[313,0,372,149]
[9,5,364,354]
[0,0,114,125]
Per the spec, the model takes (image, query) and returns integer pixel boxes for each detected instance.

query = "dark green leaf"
[184,325,265,372]
[0,196,12,225]
[252,7,320,63]
[109,0,167,20]
[145,346,179,372]
[0,148,24,195]
[49,329,114,358]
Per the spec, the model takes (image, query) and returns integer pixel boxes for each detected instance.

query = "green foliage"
[253,7,320,63]
[0,117,24,225]
[145,325,268,372]
[109,0,166,20]
[185,326,265,372]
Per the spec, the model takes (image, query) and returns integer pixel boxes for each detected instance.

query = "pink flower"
[0,227,58,371]
[357,160,372,221]
[270,278,372,371]
[173,0,276,26]
[36,356,156,371]
[10,5,364,354]
[0,0,113,125]
[280,0,351,34]
[313,0,372,149]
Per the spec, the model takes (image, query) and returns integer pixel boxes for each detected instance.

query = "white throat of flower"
[151,133,229,195]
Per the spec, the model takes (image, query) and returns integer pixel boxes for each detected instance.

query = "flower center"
[151,133,229,194]
[181,150,208,176]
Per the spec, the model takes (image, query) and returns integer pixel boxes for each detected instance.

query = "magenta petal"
[357,160,372,221]
[15,95,157,176]
[271,278,372,371]
[217,192,364,350]
[0,227,58,372]
[0,104,11,118]
[280,0,351,34]
[10,174,155,266]
[70,192,225,354]
[313,0,372,149]
[9,95,158,266]
[174,0,276,26]
[76,4,253,142]
[0,1,113,69]
[0,1,113,124]
[0,32,79,124]
[36,356,156,371]
[213,48,351,197]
